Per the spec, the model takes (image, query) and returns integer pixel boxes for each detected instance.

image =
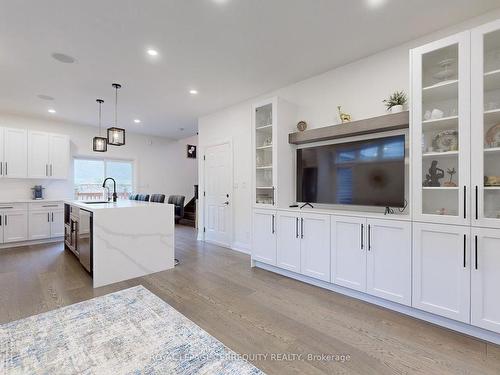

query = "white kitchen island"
[64,200,175,288]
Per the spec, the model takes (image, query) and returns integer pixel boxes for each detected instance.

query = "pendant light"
[107,83,126,146]
[93,99,107,152]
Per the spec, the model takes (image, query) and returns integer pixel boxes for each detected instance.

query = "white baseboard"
[254,261,500,345]
[231,241,251,255]
[0,237,63,251]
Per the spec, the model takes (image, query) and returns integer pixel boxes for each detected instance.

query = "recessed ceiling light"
[134,119,141,124]
[147,49,158,56]
[47,108,56,114]
[51,52,76,64]
[189,89,198,95]
[37,94,55,101]
[366,0,387,8]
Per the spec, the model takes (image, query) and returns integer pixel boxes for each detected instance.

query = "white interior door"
[331,215,366,291]
[49,134,69,179]
[300,213,330,282]
[204,142,232,247]
[3,127,27,178]
[471,227,500,333]
[28,131,50,178]
[276,211,300,272]
[412,222,470,323]
[366,219,412,306]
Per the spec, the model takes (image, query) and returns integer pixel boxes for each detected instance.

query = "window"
[74,158,133,200]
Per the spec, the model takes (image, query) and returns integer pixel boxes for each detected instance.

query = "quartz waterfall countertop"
[65,199,170,211]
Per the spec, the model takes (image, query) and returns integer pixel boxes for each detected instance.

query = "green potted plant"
[383,90,407,113]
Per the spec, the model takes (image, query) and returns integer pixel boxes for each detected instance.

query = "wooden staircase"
[178,185,197,228]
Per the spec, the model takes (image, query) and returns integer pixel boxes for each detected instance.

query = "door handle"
[271,214,275,234]
[475,186,478,220]
[463,234,466,268]
[300,217,304,239]
[368,225,371,251]
[4,162,7,176]
[47,213,50,222]
[361,224,364,250]
[475,235,478,270]
[52,212,54,222]
[296,217,299,238]
[463,186,466,219]
[46,164,48,177]
[0,161,2,176]
[4,215,7,226]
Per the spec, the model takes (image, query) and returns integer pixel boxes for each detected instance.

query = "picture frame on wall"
[187,144,197,159]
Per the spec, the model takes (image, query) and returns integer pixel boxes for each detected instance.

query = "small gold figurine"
[337,106,351,123]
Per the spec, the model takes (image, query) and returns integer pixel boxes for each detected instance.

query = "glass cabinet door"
[411,32,470,225]
[472,20,500,228]
[254,101,275,206]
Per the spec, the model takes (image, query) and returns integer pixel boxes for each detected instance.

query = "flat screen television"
[296,135,405,207]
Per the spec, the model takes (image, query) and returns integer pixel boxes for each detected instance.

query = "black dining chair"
[136,194,150,201]
[167,195,185,222]
[129,193,138,200]
[150,194,166,203]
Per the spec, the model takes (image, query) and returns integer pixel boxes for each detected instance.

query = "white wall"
[198,9,500,250]
[0,113,198,202]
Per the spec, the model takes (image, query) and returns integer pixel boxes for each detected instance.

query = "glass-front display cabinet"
[254,100,276,206]
[411,32,470,225]
[472,20,500,229]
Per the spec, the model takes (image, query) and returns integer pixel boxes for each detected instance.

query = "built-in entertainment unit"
[296,134,405,207]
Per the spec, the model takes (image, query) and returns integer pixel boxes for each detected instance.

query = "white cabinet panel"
[252,209,276,265]
[331,216,366,291]
[412,222,470,323]
[49,134,69,179]
[3,128,27,178]
[0,128,3,178]
[367,219,412,306]
[3,211,28,243]
[300,213,330,282]
[51,210,64,238]
[29,210,51,240]
[276,211,300,272]
[28,131,50,178]
[471,227,500,333]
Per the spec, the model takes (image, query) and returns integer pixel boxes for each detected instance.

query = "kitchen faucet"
[102,177,118,202]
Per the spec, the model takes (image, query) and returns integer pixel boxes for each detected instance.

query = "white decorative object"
[390,105,404,113]
[431,108,444,119]
[424,110,432,120]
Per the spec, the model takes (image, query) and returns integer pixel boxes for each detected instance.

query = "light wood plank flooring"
[0,226,499,374]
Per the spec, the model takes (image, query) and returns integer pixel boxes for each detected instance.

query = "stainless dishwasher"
[77,209,93,274]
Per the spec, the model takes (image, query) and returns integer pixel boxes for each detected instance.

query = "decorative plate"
[485,123,500,148]
[432,130,458,152]
[297,121,307,132]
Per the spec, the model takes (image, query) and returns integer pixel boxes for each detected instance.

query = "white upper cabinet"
[27,131,50,178]
[471,20,500,229]
[471,227,500,334]
[28,131,69,179]
[331,215,366,292]
[0,127,28,178]
[411,32,471,225]
[412,222,470,323]
[252,97,296,208]
[366,219,412,306]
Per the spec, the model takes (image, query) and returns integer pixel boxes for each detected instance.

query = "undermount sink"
[83,201,111,205]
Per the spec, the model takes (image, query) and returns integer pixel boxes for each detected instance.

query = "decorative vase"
[390,105,403,113]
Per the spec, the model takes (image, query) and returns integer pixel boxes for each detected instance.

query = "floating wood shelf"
[288,111,409,145]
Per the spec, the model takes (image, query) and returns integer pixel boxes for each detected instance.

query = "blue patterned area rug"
[0,285,265,374]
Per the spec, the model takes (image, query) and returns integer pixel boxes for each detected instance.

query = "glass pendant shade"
[107,126,125,146]
[93,136,108,152]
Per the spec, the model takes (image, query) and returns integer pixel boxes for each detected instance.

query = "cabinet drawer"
[0,202,28,211]
[29,201,63,211]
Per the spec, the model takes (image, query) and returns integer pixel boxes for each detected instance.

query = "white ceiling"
[1,0,499,139]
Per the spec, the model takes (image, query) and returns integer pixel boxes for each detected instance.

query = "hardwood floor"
[1,225,499,374]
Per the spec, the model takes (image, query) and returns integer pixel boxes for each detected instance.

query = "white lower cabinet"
[50,210,64,238]
[28,210,52,240]
[276,211,301,272]
[2,211,28,243]
[252,209,277,265]
[366,219,412,306]
[412,222,470,323]
[471,227,500,334]
[275,211,330,281]
[331,216,366,291]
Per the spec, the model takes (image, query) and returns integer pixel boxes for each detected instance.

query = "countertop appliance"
[31,185,45,200]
